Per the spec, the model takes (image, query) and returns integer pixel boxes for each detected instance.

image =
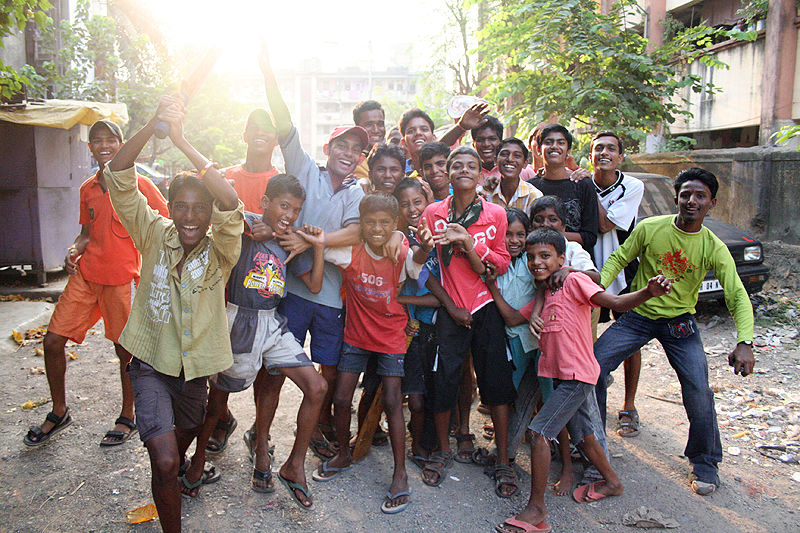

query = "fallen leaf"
[0,294,26,302]
[34,348,44,357]
[30,367,45,375]
[25,326,47,340]
[22,398,51,409]
[11,330,26,346]
[67,350,78,360]
[125,503,158,524]
[732,430,751,438]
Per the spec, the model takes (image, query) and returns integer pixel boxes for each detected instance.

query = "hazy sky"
[154,0,438,73]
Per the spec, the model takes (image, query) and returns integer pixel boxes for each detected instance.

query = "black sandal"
[251,466,276,493]
[99,416,137,447]
[206,411,237,455]
[454,433,476,463]
[24,408,73,447]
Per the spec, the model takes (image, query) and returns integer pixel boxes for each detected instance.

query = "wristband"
[197,160,214,180]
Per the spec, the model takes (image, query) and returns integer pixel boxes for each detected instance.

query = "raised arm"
[590,275,671,313]
[438,102,490,147]
[258,40,292,140]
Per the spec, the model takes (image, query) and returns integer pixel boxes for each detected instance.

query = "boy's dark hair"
[592,130,624,153]
[353,100,384,125]
[168,171,213,205]
[530,195,566,224]
[446,146,481,173]
[526,227,566,256]
[367,142,405,172]
[359,192,399,219]
[418,141,451,165]
[393,177,425,200]
[497,137,529,161]
[674,167,719,199]
[471,115,503,141]
[536,124,573,151]
[264,173,305,200]
[399,108,434,135]
[506,207,530,232]
[528,123,545,148]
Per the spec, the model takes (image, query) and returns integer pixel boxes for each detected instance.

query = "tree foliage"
[0,0,52,100]
[473,0,745,150]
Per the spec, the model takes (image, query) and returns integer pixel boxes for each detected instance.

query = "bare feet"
[552,465,575,496]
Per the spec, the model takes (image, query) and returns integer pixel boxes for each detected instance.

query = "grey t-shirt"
[280,126,364,308]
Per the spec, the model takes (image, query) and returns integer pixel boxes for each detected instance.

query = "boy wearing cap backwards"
[257,44,403,456]
[24,119,169,448]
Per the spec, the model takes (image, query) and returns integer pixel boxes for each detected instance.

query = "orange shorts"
[48,269,136,344]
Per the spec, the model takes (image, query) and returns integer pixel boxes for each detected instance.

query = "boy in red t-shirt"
[24,120,169,448]
[311,193,431,515]
[496,228,670,533]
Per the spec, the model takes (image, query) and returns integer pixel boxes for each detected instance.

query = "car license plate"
[699,278,722,293]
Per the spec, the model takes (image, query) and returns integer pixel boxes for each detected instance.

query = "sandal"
[454,433,476,464]
[24,408,73,447]
[494,463,520,498]
[483,423,495,440]
[99,416,137,447]
[309,434,338,460]
[422,451,452,487]
[407,450,428,469]
[617,409,640,438]
[206,410,237,454]
[251,466,276,493]
[472,447,496,467]
[244,429,275,464]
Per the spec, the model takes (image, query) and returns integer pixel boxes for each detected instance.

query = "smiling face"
[169,186,213,253]
[506,220,527,259]
[591,135,623,174]
[422,154,449,193]
[497,143,526,181]
[531,207,566,232]
[540,132,569,167]
[88,127,121,167]
[324,132,364,179]
[473,127,501,169]
[397,187,428,229]
[448,153,482,193]
[357,109,386,149]
[261,192,304,235]
[243,120,278,157]
[526,242,565,281]
[403,117,435,158]
[361,210,397,253]
[369,155,404,193]
[675,179,716,227]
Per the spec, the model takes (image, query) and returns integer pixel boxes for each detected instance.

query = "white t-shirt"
[593,172,644,295]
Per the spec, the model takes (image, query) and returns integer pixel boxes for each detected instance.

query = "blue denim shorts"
[528,379,601,444]
[338,342,405,377]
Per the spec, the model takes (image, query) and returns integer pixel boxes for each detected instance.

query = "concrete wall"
[623,147,800,244]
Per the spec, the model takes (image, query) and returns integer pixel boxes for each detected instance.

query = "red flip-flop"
[573,480,608,503]
[495,517,551,533]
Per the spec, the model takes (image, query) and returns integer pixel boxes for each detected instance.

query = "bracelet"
[197,159,214,180]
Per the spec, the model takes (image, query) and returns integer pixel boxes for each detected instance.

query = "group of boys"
[24,43,756,533]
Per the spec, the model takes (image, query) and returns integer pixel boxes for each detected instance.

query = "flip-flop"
[617,409,640,438]
[277,472,314,510]
[380,489,412,514]
[573,480,609,503]
[99,416,137,447]
[251,466,276,493]
[309,434,338,460]
[180,474,203,498]
[406,450,428,469]
[311,460,352,482]
[495,517,551,533]
[23,408,73,447]
[206,411,237,455]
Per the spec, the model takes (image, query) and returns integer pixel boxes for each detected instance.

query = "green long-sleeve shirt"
[600,215,754,343]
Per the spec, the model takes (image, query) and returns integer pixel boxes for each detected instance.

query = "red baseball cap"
[327,125,369,149]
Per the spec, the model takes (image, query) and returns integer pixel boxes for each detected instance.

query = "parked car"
[628,172,769,301]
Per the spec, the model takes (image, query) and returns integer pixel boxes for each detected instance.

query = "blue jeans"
[593,311,722,484]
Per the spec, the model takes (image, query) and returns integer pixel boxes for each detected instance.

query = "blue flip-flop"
[277,473,314,511]
[311,460,352,482]
[381,489,413,514]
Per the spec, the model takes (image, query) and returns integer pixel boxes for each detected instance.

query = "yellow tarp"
[0,99,128,130]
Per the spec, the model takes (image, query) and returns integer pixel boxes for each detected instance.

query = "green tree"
[0,0,52,100]
[473,0,746,150]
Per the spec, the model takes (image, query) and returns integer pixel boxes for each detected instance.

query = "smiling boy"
[353,100,387,185]
[478,137,542,213]
[367,142,406,194]
[24,120,169,449]
[593,167,755,496]
[105,96,244,533]
[419,141,451,201]
[400,108,437,175]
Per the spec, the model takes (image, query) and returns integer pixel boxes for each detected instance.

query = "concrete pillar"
[760,0,798,145]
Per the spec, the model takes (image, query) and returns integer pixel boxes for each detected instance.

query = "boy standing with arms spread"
[420,147,517,498]
[25,120,169,448]
[594,167,755,496]
[105,96,244,533]
[527,124,598,256]
[496,228,671,533]
[312,193,430,515]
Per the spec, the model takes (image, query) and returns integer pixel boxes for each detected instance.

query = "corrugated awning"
[0,99,128,130]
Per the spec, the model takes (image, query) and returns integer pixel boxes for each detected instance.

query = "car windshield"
[638,177,678,218]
